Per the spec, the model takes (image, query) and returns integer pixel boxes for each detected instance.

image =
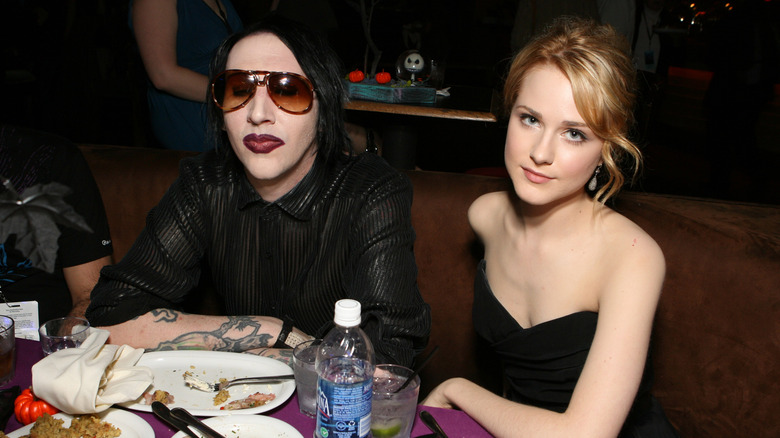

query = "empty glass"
[39,316,90,356]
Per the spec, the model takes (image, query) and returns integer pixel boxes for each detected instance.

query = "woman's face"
[223,33,319,202]
[505,64,603,206]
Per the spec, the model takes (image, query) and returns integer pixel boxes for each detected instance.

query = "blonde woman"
[422,17,678,437]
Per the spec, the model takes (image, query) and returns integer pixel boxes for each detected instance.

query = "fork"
[183,371,294,392]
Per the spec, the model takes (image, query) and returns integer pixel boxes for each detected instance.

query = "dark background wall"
[2,0,778,204]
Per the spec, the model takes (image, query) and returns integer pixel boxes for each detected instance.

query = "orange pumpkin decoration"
[375,70,391,84]
[348,69,365,83]
[14,388,60,425]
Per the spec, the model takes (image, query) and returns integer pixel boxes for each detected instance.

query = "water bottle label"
[316,377,372,438]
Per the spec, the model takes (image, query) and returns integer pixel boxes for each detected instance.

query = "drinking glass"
[0,316,16,385]
[293,338,321,417]
[371,364,420,438]
[39,317,90,356]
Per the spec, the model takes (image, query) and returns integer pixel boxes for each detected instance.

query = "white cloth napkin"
[31,328,153,414]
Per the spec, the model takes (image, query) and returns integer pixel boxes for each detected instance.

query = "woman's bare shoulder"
[468,191,511,232]
[599,208,666,285]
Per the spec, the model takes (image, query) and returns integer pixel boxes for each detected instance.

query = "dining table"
[3,338,492,437]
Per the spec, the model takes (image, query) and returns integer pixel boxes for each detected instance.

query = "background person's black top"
[0,125,113,323]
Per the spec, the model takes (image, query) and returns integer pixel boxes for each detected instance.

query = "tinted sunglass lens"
[268,74,313,113]
[220,72,257,109]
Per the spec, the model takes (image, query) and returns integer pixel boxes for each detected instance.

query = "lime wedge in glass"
[371,422,402,438]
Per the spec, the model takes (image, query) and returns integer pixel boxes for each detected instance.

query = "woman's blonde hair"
[503,16,641,203]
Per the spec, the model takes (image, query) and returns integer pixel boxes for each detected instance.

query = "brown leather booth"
[81,144,780,438]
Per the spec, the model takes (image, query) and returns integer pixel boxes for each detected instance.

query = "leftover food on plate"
[213,388,230,406]
[17,412,120,438]
[142,389,174,405]
[126,350,295,416]
[221,392,276,410]
[183,369,275,409]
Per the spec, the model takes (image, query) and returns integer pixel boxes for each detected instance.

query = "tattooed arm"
[99,309,307,364]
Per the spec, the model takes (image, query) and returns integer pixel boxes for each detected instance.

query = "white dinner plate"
[122,350,295,417]
[171,414,304,438]
[7,408,153,438]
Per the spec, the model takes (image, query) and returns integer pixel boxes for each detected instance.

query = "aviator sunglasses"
[211,69,315,114]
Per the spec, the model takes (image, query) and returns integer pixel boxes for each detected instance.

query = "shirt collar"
[234,153,329,221]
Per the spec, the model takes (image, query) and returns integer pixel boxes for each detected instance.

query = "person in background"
[0,125,113,322]
[131,0,243,151]
[597,0,635,43]
[631,0,666,74]
[86,14,430,367]
[422,17,679,437]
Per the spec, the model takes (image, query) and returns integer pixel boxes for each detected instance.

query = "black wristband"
[273,319,292,349]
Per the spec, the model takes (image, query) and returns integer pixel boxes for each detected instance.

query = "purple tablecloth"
[3,338,491,437]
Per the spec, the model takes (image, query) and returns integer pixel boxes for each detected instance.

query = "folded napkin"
[31,328,153,414]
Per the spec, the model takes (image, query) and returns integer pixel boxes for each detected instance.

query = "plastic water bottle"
[315,299,375,438]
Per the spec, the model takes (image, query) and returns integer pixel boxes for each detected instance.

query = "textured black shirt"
[86,147,430,366]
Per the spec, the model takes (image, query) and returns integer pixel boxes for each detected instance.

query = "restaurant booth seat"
[79,144,780,438]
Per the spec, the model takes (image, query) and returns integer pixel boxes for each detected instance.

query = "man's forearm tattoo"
[151,313,274,352]
[151,308,180,323]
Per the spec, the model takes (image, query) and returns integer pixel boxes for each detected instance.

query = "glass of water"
[371,364,420,438]
[293,338,321,417]
[39,317,90,356]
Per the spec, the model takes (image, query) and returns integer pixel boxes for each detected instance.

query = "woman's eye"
[564,129,588,143]
[519,114,539,127]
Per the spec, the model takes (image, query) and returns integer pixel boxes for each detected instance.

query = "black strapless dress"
[472,260,679,437]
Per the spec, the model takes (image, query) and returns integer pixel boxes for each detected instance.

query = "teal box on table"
[344,79,436,104]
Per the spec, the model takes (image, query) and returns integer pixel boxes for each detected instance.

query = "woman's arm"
[423,230,665,438]
[132,0,210,102]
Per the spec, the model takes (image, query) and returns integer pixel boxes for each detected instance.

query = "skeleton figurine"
[395,49,429,83]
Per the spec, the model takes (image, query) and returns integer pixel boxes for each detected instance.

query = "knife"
[152,401,198,438]
[171,407,226,438]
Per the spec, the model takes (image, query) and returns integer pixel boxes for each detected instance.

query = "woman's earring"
[588,164,601,191]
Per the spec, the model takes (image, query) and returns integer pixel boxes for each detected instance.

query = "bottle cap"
[333,299,361,327]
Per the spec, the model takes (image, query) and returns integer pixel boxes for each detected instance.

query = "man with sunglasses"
[86,15,431,367]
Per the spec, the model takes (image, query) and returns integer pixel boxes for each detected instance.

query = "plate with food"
[121,350,295,417]
[171,414,304,438]
[6,408,153,438]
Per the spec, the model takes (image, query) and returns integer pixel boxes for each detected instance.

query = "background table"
[3,338,491,437]
[345,86,499,123]
[345,86,500,169]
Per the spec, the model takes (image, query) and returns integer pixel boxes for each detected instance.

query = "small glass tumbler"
[371,364,421,438]
[39,316,90,356]
[292,338,321,417]
[0,316,16,386]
